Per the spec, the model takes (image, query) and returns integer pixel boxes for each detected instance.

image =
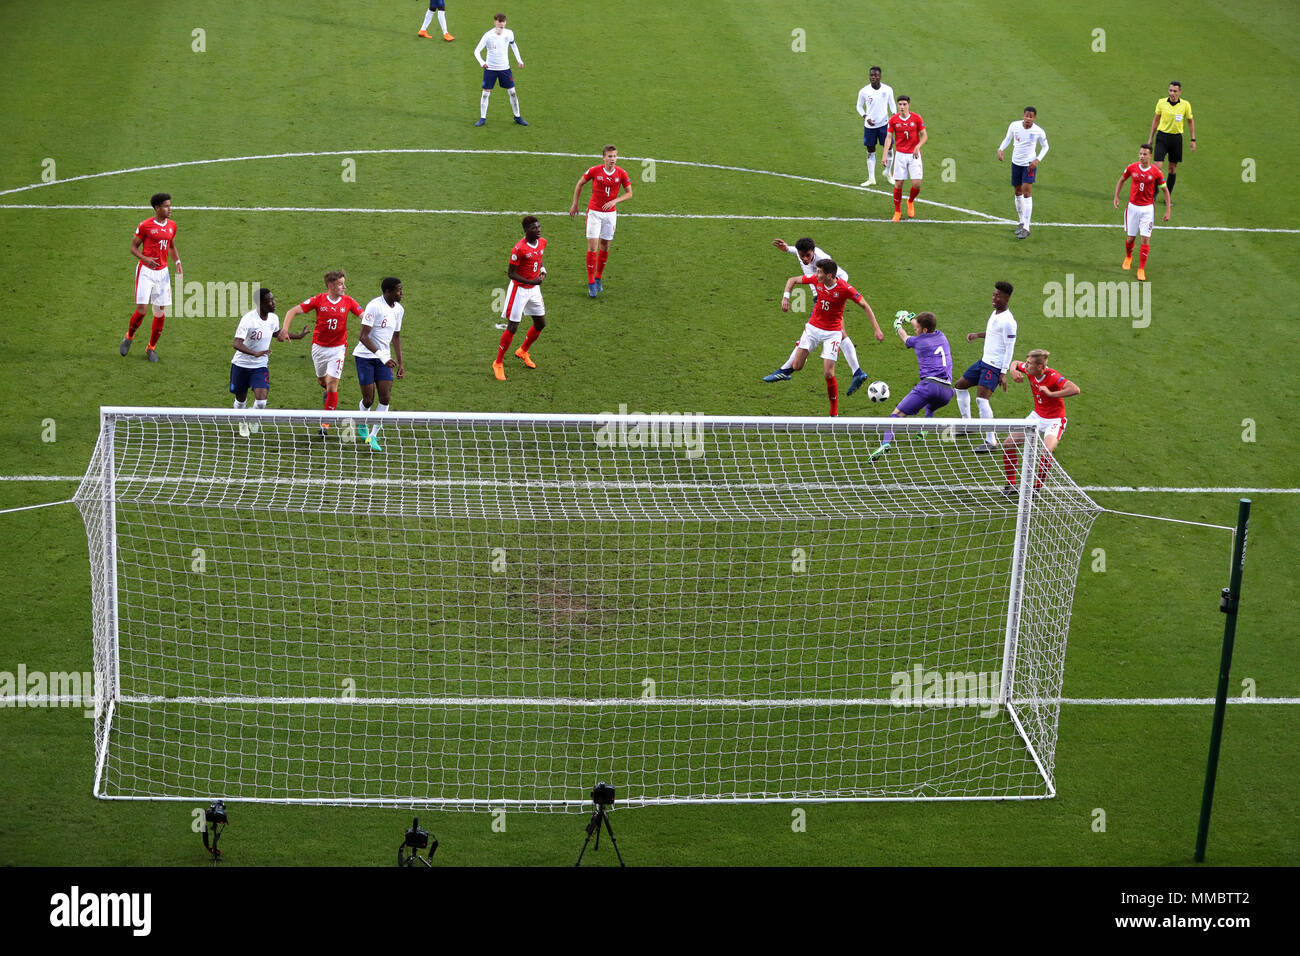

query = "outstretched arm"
[856,297,883,341]
[279,304,305,341]
[569,176,588,216]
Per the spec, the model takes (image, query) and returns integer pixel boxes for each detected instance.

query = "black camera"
[404,817,429,850]
[591,782,615,806]
[205,799,228,825]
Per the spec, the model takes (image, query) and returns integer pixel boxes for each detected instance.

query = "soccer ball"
[867,381,890,403]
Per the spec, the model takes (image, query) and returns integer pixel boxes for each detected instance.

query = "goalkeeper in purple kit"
[869,310,954,460]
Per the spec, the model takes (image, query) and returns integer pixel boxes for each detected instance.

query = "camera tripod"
[574,801,625,867]
[399,843,435,867]
[398,817,438,867]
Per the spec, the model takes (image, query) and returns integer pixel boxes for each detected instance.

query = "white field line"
[1,474,1297,495]
[2,147,1298,232]
[0,147,1009,221]
[7,694,1296,707]
[2,201,1298,234]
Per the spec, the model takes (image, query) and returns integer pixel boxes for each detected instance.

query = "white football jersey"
[1000,122,1050,166]
[856,82,897,128]
[231,310,279,369]
[354,297,403,359]
[475,29,518,70]
[788,245,848,281]
[981,309,1017,371]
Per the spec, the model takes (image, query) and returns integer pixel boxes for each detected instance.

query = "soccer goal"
[75,407,1101,808]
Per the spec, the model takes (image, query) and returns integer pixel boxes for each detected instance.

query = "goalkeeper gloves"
[892,310,915,332]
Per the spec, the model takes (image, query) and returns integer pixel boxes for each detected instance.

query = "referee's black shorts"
[1153,130,1183,164]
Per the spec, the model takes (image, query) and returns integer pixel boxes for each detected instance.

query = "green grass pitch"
[0,0,1296,865]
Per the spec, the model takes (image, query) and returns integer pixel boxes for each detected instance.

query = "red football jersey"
[582,164,631,212]
[134,217,177,269]
[801,276,863,332]
[887,112,925,153]
[298,293,363,348]
[508,236,547,284]
[1123,162,1165,206]
[1016,362,1073,419]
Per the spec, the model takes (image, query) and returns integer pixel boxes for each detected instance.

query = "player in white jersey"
[230,289,296,437]
[856,66,897,186]
[353,278,405,452]
[997,107,1050,238]
[417,0,453,42]
[763,238,883,393]
[953,281,1017,451]
[473,13,527,126]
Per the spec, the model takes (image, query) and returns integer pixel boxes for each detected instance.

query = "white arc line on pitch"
[0,147,1005,222]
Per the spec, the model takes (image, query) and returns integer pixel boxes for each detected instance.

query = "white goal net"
[76,407,1100,808]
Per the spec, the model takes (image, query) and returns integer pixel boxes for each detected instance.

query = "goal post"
[75,406,1101,808]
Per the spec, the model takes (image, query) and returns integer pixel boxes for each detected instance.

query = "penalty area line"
[0,202,1297,234]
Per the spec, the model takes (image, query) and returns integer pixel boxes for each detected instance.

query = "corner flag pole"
[1193,498,1250,863]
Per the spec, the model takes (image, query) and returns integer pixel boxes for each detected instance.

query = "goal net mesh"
[76,409,1100,808]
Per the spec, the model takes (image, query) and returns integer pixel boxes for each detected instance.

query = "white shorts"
[798,324,843,361]
[134,264,172,307]
[1025,411,1067,442]
[311,344,346,380]
[1125,202,1155,237]
[585,209,617,241]
[891,151,923,181]
[502,281,545,322]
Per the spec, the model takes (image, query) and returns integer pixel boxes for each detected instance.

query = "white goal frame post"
[76,407,1101,809]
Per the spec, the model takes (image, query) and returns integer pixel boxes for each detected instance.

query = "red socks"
[1003,446,1018,486]
[826,376,838,416]
[586,251,597,283]
[521,325,541,350]
[1004,446,1053,489]
[893,187,903,212]
[1125,237,1135,256]
[495,329,515,363]
[596,250,609,278]
[127,309,146,338]
[323,391,338,411]
[147,314,165,349]
[908,186,920,203]
[1139,244,1150,270]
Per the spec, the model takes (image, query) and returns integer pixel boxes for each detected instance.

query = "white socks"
[783,345,800,370]
[508,88,521,117]
[371,403,390,438]
[437,11,447,33]
[253,399,266,409]
[421,11,434,31]
[480,90,491,118]
[839,335,861,376]
[1014,195,1024,225]
[955,388,971,418]
[1023,197,1033,228]
[976,396,995,444]
[233,400,246,410]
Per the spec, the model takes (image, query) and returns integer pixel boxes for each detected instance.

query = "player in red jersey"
[779,259,878,416]
[1000,348,1080,494]
[569,145,633,298]
[883,96,927,221]
[493,216,548,381]
[120,192,183,362]
[1112,144,1171,281]
[278,270,364,437]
